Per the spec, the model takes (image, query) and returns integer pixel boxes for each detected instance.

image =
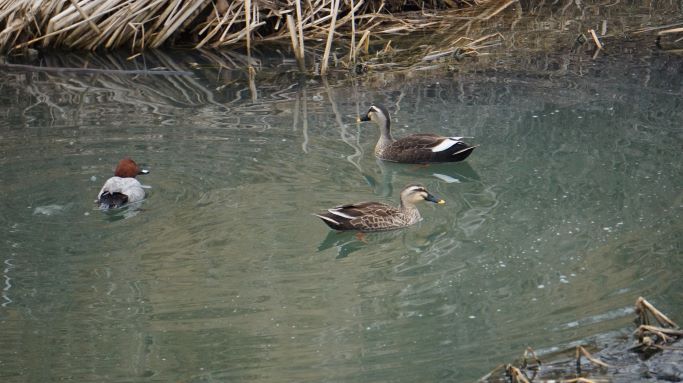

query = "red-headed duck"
[97,157,149,209]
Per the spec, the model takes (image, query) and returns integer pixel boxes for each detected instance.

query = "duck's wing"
[387,134,475,163]
[315,202,399,231]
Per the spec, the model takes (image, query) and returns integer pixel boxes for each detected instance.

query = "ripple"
[1,42,682,383]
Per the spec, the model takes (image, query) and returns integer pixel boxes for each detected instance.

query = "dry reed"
[0,0,514,74]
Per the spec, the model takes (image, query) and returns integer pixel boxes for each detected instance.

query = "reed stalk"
[244,0,251,57]
[349,0,356,65]
[295,0,305,68]
[286,14,305,72]
[67,0,101,35]
[320,0,339,76]
[2,0,501,54]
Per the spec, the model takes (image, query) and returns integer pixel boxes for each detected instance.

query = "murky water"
[1,34,682,382]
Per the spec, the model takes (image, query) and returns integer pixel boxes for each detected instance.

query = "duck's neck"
[398,200,421,223]
[375,117,395,154]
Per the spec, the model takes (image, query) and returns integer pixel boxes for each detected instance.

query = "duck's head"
[359,104,391,127]
[114,157,149,178]
[400,184,445,206]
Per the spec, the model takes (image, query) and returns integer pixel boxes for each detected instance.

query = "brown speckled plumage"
[314,184,444,232]
[359,104,476,163]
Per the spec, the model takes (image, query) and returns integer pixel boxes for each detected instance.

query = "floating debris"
[478,297,682,382]
[572,33,587,52]
[588,29,603,50]
[631,297,682,358]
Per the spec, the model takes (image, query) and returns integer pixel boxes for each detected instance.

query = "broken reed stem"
[505,364,530,383]
[636,325,683,338]
[636,297,679,328]
[356,30,370,55]
[576,346,611,368]
[588,28,603,49]
[68,0,101,35]
[522,347,541,369]
[320,0,340,76]
[658,27,683,35]
[477,364,505,381]
[480,0,517,21]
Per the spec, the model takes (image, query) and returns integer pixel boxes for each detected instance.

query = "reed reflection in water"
[0,46,681,382]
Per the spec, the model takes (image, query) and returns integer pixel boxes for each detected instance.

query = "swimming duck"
[359,104,476,163]
[314,184,445,232]
[96,157,149,209]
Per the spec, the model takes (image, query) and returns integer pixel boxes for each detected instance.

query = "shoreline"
[2,1,680,76]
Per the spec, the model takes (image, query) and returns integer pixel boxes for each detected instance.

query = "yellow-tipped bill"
[424,192,445,205]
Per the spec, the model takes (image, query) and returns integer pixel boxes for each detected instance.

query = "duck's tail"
[313,213,343,230]
[98,192,129,209]
[451,145,477,162]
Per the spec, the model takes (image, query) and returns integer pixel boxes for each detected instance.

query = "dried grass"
[7,0,674,75]
[0,0,513,74]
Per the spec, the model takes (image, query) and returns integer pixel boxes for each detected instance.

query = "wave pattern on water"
[0,38,682,382]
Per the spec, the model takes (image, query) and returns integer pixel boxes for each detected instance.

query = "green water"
[0,44,681,382]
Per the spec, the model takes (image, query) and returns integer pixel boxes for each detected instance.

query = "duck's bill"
[139,169,150,175]
[425,193,445,204]
[358,113,370,122]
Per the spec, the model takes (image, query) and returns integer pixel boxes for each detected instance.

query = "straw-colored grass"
[6,0,677,74]
[0,0,514,73]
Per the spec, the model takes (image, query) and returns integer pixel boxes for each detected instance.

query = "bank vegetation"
[0,0,517,74]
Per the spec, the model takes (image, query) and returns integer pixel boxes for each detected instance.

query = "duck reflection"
[359,159,496,240]
[317,227,447,259]
[363,159,480,197]
[98,201,147,221]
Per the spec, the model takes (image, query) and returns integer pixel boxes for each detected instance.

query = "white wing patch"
[328,209,356,219]
[314,214,340,225]
[430,137,464,152]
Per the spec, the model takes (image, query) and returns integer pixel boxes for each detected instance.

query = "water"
[1,42,682,381]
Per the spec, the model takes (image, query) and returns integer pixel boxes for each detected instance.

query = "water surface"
[1,37,682,382]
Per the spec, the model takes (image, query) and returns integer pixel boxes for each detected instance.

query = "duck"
[314,184,445,232]
[96,157,149,209]
[358,104,476,163]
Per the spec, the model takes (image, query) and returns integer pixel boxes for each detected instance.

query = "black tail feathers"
[98,192,129,209]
